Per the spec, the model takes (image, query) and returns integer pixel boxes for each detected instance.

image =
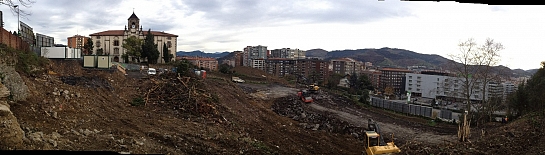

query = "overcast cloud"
[0,1,543,70]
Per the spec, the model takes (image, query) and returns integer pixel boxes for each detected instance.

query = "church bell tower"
[127,11,140,33]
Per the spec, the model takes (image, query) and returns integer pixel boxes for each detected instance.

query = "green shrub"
[131,97,145,106]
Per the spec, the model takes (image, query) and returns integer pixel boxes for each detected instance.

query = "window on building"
[114,40,119,46]
[96,41,101,47]
[167,41,172,48]
[167,37,171,40]
[96,36,101,39]
[114,48,119,55]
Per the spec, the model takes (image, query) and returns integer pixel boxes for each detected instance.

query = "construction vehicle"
[297,90,313,103]
[364,119,401,155]
[308,83,319,94]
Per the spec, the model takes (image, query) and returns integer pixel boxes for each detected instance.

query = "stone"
[71,129,80,136]
[48,139,57,147]
[29,132,43,142]
[54,88,58,92]
[0,64,29,101]
[52,92,58,96]
[0,100,24,148]
[70,94,74,98]
[301,113,307,119]
[51,132,61,140]
[75,93,81,98]
[54,98,59,102]
[0,83,10,98]
[52,112,58,119]
[83,129,93,136]
[312,124,320,131]
[63,90,69,95]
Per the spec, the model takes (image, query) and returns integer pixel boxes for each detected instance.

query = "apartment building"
[269,48,306,59]
[233,51,243,67]
[36,33,54,47]
[331,58,364,75]
[265,58,297,77]
[67,35,90,53]
[295,59,329,85]
[380,68,413,96]
[19,22,34,45]
[406,71,516,103]
[243,45,267,67]
[180,56,218,71]
[362,69,381,92]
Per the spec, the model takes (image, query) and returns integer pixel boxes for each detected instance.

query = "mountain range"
[178,48,537,77]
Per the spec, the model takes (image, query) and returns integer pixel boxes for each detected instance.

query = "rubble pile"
[272,96,367,140]
[139,73,220,118]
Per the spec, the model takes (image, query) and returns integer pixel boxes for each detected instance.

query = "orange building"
[179,56,218,71]
[67,35,90,54]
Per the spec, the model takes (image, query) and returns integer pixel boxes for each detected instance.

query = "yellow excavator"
[364,119,401,155]
[308,83,319,94]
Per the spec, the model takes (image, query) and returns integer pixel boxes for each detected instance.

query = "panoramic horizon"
[1,1,543,70]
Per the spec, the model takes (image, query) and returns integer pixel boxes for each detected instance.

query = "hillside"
[176,50,230,58]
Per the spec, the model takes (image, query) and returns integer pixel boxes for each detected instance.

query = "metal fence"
[371,97,451,120]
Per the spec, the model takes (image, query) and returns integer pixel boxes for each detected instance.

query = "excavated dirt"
[5,59,538,154]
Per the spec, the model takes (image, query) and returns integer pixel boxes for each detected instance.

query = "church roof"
[128,12,139,20]
[89,30,178,37]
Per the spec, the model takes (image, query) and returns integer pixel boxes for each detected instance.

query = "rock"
[71,129,80,136]
[29,132,43,142]
[70,94,74,98]
[54,98,59,102]
[83,129,93,136]
[351,133,359,138]
[0,64,29,101]
[301,113,307,119]
[93,129,100,133]
[0,83,10,98]
[52,92,58,96]
[135,140,144,146]
[48,139,57,147]
[63,90,69,95]
[54,88,58,92]
[52,112,58,119]
[120,145,128,149]
[0,100,24,148]
[119,152,131,154]
[312,124,320,131]
[75,93,81,98]
[51,132,61,140]
[64,95,70,100]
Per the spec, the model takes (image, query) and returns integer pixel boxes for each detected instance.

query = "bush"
[131,97,145,106]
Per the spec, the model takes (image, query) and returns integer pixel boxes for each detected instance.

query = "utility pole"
[14,5,19,36]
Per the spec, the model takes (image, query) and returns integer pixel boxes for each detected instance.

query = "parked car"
[148,68,157,75]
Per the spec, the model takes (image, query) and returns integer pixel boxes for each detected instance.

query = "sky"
[1,0,544,70]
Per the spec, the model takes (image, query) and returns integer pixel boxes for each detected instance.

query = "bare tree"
[448,38,504,142]
[1,0,35,17]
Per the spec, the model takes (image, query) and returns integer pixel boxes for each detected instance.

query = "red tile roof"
[89,30,178,37]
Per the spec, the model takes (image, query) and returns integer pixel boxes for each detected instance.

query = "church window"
[96,41,101,47]
[114,48,119,55]
[167,41,172,48]
[96,36,100,39]
[114,40,119,46]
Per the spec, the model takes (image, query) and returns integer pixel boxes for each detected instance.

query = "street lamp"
[14,5,19,36]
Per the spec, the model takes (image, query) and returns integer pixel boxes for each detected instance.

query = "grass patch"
[0,43,48,76]
[131,97,145,106]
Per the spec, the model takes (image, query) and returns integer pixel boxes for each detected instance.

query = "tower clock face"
[132,25,135,28]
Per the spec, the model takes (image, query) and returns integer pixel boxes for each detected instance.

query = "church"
[89,12,178,63]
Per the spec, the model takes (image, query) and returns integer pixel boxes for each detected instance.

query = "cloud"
[181,0,416,28]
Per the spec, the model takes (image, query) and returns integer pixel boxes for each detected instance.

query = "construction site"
[1,58,545,154]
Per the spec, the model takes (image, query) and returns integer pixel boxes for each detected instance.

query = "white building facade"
[89,12,178,63]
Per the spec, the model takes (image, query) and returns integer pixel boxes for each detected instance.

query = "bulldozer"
[364,119,401,155]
